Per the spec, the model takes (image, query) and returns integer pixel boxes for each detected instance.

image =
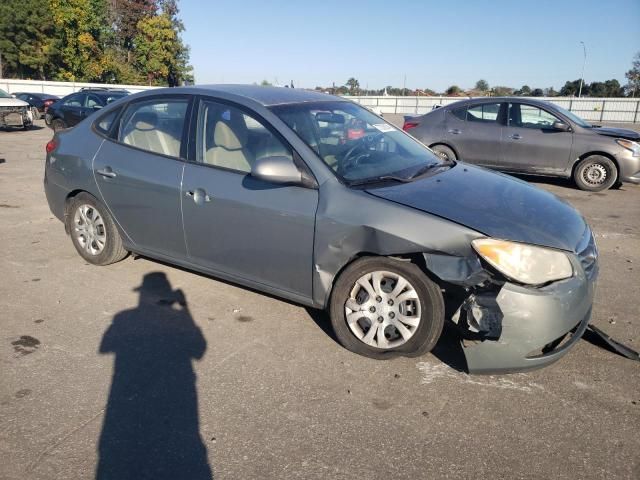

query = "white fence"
[0,78,158,97]
[350,96,640,123]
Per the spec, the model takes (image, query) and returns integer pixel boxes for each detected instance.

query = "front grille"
[576,227,598,279]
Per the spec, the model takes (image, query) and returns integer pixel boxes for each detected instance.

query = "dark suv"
[45,88,128,131]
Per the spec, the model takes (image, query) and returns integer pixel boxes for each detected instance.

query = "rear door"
[181,98,318,299]
[501,102,573,174]
[444,102,506,166]
[92,96,191,258]
[61,93,86,126]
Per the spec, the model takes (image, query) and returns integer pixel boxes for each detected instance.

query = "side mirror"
[552,120,570,132]
[251,156,302,185]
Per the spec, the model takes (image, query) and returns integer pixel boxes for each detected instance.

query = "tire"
[430,144,457,161]
[573,155,617,191]
[329,256,444,360]
[51,119,66,132]
[66,193,128,266]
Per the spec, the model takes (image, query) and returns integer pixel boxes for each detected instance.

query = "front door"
[181,98,318,299]
[501,103,574,174]
[445,102,506,166]
[93,96,191,258]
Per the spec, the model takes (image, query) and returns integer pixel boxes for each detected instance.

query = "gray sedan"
[403,97,640,191]
[44,85,598,373]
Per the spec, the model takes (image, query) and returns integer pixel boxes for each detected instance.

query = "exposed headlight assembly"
[616,138,640,157]
[472,238,573,285]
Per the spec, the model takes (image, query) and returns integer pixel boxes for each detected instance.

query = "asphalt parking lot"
[1,120,639,479]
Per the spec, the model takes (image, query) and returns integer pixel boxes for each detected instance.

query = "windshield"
[270,101,443,183]
[553,104,592,128]
[0,89,11,98]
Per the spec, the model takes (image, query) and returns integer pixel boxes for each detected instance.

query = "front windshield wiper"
[407,160,455,180]
[346,175,414,187]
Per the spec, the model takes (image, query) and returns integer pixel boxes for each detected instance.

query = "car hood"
[590,126,640,141]
[0,97,29,108]
[365,163,586,252]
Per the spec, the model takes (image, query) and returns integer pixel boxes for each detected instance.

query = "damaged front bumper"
[427,235,598,374]
[0,106,33,128]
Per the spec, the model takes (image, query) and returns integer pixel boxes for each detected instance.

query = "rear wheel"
[329,257,444,359]
[430,144,457,162]
[573,155,617,191]
[66,193,127,265]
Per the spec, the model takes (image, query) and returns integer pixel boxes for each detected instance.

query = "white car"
[0,89,33,130]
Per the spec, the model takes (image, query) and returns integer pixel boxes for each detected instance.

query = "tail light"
[46,138,58,154]
[403,121,419,132]
[44,99,54,106]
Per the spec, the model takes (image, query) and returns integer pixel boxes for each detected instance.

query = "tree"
[134,13,177,85]
[560,79,587,96]
[531,88,544,97]
[260,79,272,86]
[626,52,640,97]
[109,0,157,62]
[475,79,489,92]
[445,85,462,96]
[0,0,58,79]
[49,0,108,81]
[345,77,360,95]
[544,87,558,97]
[492,86,514,96]
[514,85,531,96]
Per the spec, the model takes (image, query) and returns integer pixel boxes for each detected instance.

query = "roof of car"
[177,84,342,106]
[444,96,554,108]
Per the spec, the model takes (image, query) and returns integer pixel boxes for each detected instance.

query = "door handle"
[186,188,212,204]
[510,134,522,140]
[448,129,461,134]
[96,167,117,178]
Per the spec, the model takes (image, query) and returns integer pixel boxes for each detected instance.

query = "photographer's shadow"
[97,272,212,479]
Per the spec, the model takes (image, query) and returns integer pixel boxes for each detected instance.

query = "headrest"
[213,120,247,150]
[132,111,158,131]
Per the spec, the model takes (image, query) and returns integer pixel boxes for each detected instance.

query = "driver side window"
[195,100,292,173]
[509,104,560,129]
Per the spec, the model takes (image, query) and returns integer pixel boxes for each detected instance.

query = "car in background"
[403,97,640,191]
[45,88,129,131]
[44,85,598,373]
[13,92,60,120]
[0,88,33,130]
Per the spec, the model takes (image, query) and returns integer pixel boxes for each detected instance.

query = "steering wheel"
[337,133,382,176]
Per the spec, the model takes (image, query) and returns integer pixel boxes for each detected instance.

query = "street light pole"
[578,41,587,98]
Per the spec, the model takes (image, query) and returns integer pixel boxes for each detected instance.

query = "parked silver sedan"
[403,97,640,191]
[44,86,598,373]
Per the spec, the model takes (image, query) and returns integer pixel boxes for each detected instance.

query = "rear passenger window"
[95,108,121,135]
[118,99,188,158]
[449,107,467,121]
[63,94,85,107]
[467,103,501,123]
[195,100,292,173]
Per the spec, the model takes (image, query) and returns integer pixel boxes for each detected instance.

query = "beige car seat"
[204,112,254,171]
[122,111,181,157]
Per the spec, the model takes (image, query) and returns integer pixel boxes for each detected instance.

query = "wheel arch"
[322,251,447,310]
[571,151,620,179]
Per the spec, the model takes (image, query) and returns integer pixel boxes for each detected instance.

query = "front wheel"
[66,193,128,265]
[573,155,617,191]
[329,257,444,359]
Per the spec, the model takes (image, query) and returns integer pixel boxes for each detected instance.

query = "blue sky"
[180,0,639,91]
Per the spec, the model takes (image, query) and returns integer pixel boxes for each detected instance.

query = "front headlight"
[472,238,573,285]
[616,138,640,157]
